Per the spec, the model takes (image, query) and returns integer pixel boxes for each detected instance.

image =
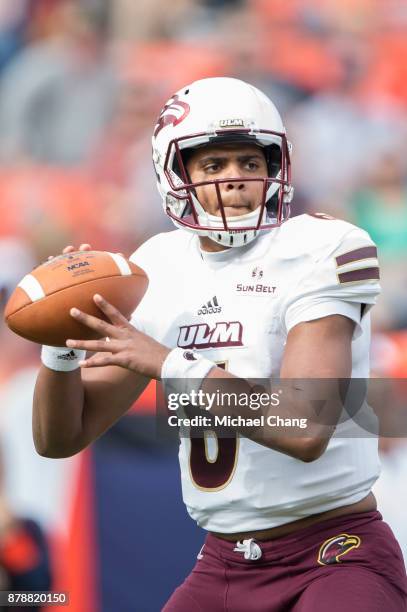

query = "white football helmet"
[152,77,293,248]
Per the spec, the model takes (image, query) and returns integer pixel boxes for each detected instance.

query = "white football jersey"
[130,214,381,533]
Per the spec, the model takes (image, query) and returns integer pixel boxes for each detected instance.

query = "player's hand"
[57,245,124,258]
[62,244,93,254]
[46,244,93,261]
[66,294,170,380]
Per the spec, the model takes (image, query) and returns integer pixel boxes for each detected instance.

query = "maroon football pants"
[163,511,407,612]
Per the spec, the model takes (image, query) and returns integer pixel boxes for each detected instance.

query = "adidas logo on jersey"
[197,296,222,315]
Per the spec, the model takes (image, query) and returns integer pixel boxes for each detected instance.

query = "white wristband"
[41,345,86,372]
[161,348,215,396]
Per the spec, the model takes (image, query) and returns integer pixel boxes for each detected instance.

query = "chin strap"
[202,207,268,248]
[207,229,258,248]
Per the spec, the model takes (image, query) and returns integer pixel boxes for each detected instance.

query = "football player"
[33,78,407,611]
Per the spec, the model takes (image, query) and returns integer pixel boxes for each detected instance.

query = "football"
[4,251,148,346]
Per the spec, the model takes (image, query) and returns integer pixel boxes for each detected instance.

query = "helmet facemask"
[162,129,293,248]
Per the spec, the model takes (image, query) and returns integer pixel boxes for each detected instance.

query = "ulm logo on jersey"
[317,533,361,566]
[178,322,243,349]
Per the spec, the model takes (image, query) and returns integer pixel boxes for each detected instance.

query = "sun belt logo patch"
[154,94,190,137]
[317,533,361,566]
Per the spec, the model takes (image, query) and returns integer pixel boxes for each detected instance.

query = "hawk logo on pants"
[317,533,361,565]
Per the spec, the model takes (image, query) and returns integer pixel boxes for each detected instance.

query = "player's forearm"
[34,353,151,458]
[33,366,86,458]
[201,370,339,462]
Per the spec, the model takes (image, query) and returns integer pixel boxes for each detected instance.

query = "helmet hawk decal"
[154,94,190,137]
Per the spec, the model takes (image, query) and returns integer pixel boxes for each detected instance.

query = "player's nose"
[223,163,246,191]
[225,180,245,191]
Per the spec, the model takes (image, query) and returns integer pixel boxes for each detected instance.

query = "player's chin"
[216,206,254,217]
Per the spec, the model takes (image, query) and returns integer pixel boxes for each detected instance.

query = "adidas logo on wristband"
[41,345,86,372]
[57,350,78,361]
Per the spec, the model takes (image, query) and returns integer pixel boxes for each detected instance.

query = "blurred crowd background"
[0,0,406,610]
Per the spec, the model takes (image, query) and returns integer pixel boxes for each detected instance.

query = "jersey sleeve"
[284,227,381,336]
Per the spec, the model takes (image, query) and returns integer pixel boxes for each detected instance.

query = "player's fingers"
[93,294,130,327]
[46,246,76,263]
[63,244,92,255]
[69,308,118,337]
[78,352,119,368]
[66,337,118,352]
[38,254,58,266]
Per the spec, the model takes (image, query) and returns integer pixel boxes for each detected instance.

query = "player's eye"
[245,161,260,171]
[204,163,221,173]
